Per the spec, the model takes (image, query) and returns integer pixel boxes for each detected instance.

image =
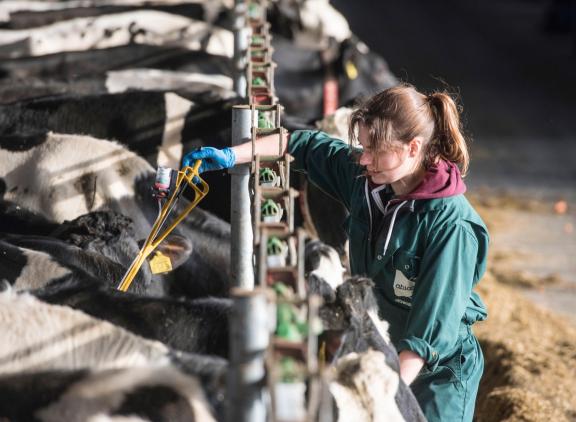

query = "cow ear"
[155,235,193,269]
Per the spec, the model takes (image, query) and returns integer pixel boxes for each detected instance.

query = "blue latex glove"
[182,147,236,173]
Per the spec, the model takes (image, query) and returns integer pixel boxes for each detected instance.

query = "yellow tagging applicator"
[117,160,209,292]
[149,251,173,274]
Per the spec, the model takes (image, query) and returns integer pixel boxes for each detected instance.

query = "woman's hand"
[182,147,236,173]
[399,350,425,385]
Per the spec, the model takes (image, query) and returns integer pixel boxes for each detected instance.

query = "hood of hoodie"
[397,159,466,201]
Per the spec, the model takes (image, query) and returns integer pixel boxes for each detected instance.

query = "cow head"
[305,240,346,303]
[316,276,393,369]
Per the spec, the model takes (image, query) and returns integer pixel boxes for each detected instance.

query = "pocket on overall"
[431,332,480,389]
[391,250,421,304]
[418,339,464,387]
[392,250,421,279]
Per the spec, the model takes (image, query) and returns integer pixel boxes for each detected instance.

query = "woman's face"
[357,124,416,185]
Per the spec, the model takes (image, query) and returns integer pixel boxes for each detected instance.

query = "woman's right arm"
[181,132,289,171]
[182,130,360,208]
[232,132,289,165]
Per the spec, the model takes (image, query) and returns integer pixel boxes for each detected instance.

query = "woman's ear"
[408,137,424,157]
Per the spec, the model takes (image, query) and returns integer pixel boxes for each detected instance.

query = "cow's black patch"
[0,132,47,151]
[0,200,57,235]
[73,172,97,211]
[113,385,196,421]
[0,240,27,285]
[0,178,6,198]
[0,92,167,155]
[51,210,134,247]
[0,370,90,420]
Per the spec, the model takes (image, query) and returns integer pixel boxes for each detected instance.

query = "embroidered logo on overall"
[393,269,415,299]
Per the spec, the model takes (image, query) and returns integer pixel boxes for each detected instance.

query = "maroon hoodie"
[397,159,466,200]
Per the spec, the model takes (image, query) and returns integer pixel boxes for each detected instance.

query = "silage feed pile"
[472,196,576,421]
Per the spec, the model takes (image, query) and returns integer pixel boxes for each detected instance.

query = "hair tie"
[427,93,438,104]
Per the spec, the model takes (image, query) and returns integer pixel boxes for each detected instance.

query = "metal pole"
[233,0,249,97]
[227,288,273,422]
[231,106,256,289]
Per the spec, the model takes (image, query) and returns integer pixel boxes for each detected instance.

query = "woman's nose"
[359,151,372,166]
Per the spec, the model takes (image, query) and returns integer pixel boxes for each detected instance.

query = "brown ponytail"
[349,84,470,176]
[426,91,470,175]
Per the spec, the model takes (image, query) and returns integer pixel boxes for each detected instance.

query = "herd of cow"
[0,1,426,421]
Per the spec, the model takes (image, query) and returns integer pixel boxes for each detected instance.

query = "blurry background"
[332,0,576,322]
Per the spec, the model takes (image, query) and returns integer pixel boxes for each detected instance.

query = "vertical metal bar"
[231,106,256,289]
[227,288,272,422]
[233,0,249,98]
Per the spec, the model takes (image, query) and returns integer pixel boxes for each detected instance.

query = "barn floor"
[331,0,576,420]
[472,197,576,421]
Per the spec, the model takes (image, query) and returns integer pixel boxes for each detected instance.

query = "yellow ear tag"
[149,251,172,274]
[345,61,358,80]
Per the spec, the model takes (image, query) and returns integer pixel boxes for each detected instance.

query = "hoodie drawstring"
[381,200,407,257]
[364,180,416,258]
[364,180,373,242]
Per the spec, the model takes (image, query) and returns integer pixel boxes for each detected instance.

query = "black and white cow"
[0,289,183,373]
[273,34,397,125]
[0,70,235,105]
[0,237,153,293]
[0,289,227,421]
[1,0,229,29]
[0,93,237,224]
[0,10,233,59]
[306,241,426,422]
[268,0,352,44]
[329,350,408,422]
[35,279,231,358]
[0,365,224,422]
[319,277,426,421]
[0,212,193,297]
[0,45,232,83]
[0,92,238,168]
[0,132,231,298]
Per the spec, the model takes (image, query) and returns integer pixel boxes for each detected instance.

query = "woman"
[183,84,489,422]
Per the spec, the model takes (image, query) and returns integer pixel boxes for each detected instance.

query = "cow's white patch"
[13,248,71,291]
[48,147,136,185]
[330,351,404,422]
[157,93,193,169]
[0,132,156,238]
[0,291,170,374]
[204,28,234,57]
[106,69,234,95]
[309,247,345,291]
[393,270,415,299]
[366,308,390,344]
[107,179,133,201]
[0,10,234,58]
[298,0,352,43]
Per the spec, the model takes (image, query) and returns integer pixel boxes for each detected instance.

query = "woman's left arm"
[397,222,481,372]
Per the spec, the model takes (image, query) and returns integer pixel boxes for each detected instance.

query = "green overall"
[289,130,489,422]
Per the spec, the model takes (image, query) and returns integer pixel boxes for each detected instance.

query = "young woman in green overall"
[183,84,489,422]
